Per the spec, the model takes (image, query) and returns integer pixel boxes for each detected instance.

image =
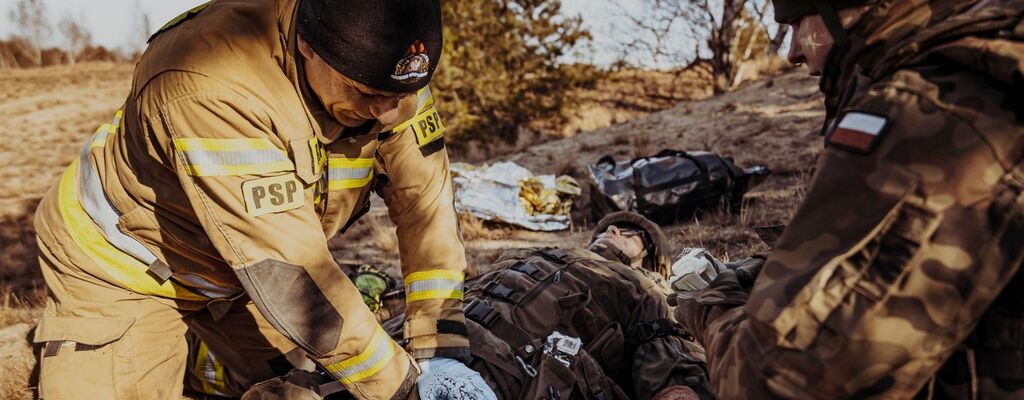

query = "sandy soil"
[0,62,824,398]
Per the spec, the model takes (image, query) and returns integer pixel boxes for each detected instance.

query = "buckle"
[464,300,498,327]
[539,248,571,263]
[511,262,543,280]
[483,281,515,301]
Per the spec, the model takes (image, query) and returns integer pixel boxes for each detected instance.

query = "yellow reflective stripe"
[110,110,123,130]
[324,326,397,385]
[56,159,207,301]
[182,162,294,177]
[327,157,373,190]
[405,270,464,302]
[89,124,111,149]
[309,137,326,175]
[195,340,229,396]
[88,111,123,149]
[173,138,294,177]
[407,289,464,302]
[173,138,279,152]
[417,86,434,113]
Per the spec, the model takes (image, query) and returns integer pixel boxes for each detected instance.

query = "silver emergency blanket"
[450,161,573,231]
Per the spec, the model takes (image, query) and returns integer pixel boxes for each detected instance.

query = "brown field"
[0,62,822,398]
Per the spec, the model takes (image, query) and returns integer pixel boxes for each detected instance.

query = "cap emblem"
[391,41,430,84]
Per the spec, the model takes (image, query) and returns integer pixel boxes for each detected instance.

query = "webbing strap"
[464,300,535,351]
[483,281,525,303]
[510,261,545,280]
[404,318,469,339]
[629,319,684,344]
[812,0,850,43]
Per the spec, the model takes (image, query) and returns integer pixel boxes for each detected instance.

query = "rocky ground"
[0,62,824,398]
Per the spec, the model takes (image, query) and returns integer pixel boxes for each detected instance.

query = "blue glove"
[417,357,497,400]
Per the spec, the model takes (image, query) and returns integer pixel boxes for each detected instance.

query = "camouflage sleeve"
[677,69,1024,399]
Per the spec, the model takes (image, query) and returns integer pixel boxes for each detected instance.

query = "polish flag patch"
[827,112,889,153]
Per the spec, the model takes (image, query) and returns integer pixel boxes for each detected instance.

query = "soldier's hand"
[416,357,497,400]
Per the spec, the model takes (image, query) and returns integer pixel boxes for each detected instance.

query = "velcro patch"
[410,106,446,148]
[242,175,304,217]
[827,111,889,153]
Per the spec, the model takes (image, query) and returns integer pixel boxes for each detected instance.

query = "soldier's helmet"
[773,0,876,45]
[591,212,673,278]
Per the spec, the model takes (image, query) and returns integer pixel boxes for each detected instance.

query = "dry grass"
[0,289,44,400]
[458,214,513,241]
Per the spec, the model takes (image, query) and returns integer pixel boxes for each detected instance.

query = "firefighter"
[31,0,495,399]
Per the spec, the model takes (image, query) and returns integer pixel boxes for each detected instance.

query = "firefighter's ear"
[297,36,315,59]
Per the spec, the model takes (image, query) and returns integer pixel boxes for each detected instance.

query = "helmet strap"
[811,0,850,43]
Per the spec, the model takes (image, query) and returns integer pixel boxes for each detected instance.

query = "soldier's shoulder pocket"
[767,153,941,350]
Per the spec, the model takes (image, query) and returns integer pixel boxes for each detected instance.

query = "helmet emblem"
[391,40,430,84]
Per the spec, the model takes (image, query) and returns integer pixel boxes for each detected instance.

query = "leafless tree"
[126,0,152,59]
[618,0,786,94]
[59,14,91,66]
[749,0,790,56]
[8,0,50,67]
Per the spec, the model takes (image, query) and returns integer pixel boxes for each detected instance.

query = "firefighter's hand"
[417,357,497,400]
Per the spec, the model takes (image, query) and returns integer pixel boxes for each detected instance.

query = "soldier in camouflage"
[675,0,1024,398]
[235,212,712,400]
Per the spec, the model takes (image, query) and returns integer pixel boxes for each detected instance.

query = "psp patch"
[827,111,889,154]
[409,106,446,156]
[242,174,304,217]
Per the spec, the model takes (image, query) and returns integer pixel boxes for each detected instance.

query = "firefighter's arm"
[152,91,415,400]
[375,87,471,361]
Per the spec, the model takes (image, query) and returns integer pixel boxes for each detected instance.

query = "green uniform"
[675,0,1024,398]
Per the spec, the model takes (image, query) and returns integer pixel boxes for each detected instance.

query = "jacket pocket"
[34,314,135,346]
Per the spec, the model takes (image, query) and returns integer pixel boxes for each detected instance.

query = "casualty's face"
[299,37,415,127]
[594,225,647,268]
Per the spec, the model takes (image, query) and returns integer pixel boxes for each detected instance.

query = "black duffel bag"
[587,150,769,224]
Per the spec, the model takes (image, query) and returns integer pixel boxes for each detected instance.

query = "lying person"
[192,212,713,400]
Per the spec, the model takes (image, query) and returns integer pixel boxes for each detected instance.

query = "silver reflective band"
[329,166,372,180]
[77,126,238,299]
[406,279,464,294]
[78,129,158,266]
[182,149,290,167]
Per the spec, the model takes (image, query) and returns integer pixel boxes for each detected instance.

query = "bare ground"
[0,62,824,398]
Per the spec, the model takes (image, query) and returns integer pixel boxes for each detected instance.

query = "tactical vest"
[458,248,693,399]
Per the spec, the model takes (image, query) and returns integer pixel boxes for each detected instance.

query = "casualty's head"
[773,0,873,76]
[295,0,442,127]
[588,212,673,278]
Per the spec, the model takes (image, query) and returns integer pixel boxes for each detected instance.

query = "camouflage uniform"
[675,0,1024,398]
[233,245,713,399]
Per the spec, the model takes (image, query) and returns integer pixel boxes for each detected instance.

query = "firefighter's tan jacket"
[33,0,467,397]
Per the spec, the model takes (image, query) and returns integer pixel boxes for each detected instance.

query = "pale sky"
[0,0,672,67]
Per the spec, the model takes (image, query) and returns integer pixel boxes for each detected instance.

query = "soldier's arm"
[149,86,416,400]
[677,71,1024,399]
[375,86,471,361]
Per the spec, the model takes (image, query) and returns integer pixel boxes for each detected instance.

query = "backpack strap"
[465,299,542,357]
[628,319,691,344]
